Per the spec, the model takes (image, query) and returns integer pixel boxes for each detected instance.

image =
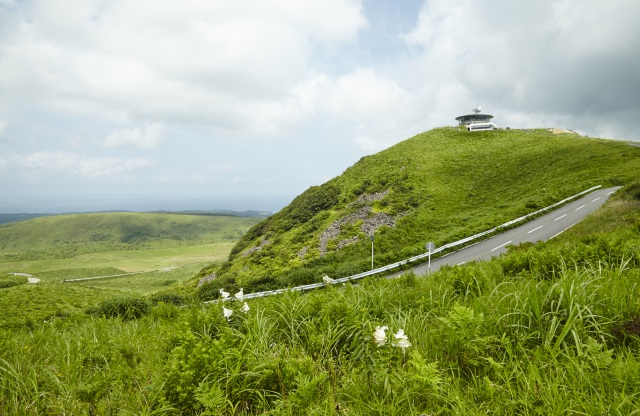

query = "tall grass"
[1,178,639,414]
[4,240,640,415]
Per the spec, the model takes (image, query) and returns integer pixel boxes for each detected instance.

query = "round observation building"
[455,107,494,126]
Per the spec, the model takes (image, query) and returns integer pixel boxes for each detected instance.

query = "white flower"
[322,275,334,284]
[372,326,388,347]
[219,289,230,300]
[235,287,244,301]
[222,306,233,320]
[241,302,250,313]
[392,329,412,350]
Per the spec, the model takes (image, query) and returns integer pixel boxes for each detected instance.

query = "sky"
[1,0,639,214]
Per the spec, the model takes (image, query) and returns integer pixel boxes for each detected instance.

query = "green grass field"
[1,128,639,414]
[0,243,235,275]
[0,182,638,415]
[0,213,260,326]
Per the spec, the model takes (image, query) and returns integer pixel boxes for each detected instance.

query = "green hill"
[0,212,260,262]
[198,127,640,295]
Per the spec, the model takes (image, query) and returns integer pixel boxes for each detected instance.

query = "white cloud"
[321,68,409,121]
[186,163,235,183]
[353,133,384,153]
[0,0,367,135]
[216,163,234,173]
[1,0,639,214]
[291,68,419,151]
[2,151,154,179]
[104,124,165,149]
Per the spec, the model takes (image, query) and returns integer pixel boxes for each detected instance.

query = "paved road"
[408,187,620,276]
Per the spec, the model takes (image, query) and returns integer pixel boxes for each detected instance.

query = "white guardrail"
[208,185,602,302]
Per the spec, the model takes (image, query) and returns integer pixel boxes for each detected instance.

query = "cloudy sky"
[1,0,639,213]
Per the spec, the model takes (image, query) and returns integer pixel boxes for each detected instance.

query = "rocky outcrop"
[352,190,389,206]
[360,212,396,236]
[243,238,270,257]
[198,273,216,287]
[319,207,370,255]
[337,236,359,249]
[319,191,397,255]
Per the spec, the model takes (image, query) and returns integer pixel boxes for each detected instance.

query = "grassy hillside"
[198,128,640,296]
[0,182,639,415]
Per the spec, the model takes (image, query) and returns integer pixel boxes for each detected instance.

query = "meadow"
[0,180,638,415]
[0,212,260,327]
[1,128,640,414]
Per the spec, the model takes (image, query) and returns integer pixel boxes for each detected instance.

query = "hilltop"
[197,127,640,296]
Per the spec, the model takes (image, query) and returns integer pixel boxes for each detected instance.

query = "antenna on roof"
[473,106,482,114]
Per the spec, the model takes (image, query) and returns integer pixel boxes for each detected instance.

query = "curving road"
[408,187,620,276]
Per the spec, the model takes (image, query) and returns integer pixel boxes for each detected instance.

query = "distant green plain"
[0,212,260,325]
[0,242,235,275]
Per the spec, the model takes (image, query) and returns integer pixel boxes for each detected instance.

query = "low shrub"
[87,296,151,320]
[197,277,239,301]
[0,273,28,288]
[151,302,180,320]
[150,293,185,306]
[244,275,277,293]
[277,267,317,287]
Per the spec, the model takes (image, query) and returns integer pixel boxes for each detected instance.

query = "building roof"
[455,107,494,125]
[455,113,494,125]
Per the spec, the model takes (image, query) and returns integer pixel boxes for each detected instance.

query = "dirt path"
[62,266,177,282]
[9,272,40,284]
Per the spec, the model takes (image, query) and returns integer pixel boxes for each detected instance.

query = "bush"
[150,293,185,306]
[87,297,151,320]
[151,302,180,320]
[278,267,317,287]
[162,320,319,414]
[444,263,490,297]
[197,277,239,302]
[0,273,28,288]
[197,280,222,302]
[623,181,640,200]
[502,233,639,280]
[278,183,340,230]
[229,219,271,258]
[244,275,277,293]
